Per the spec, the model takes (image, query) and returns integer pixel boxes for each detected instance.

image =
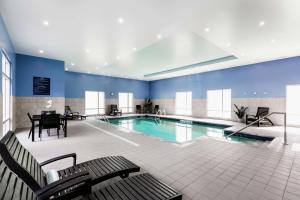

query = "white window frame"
[85,91,105,115]
[2,51,12,135]
[207,89,231,119]
[286,85,300,126]
[118,92,133,113]
[175,91,192,116]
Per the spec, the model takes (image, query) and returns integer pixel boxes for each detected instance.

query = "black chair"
[39,114,61,138]
[136,105,142,113]
[0,132,181,200]
[246,107,274,127]
[27,112,39,139]
[154,105,159,114]
[109,104,122,116]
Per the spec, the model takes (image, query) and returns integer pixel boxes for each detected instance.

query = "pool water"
[109,117,265,144]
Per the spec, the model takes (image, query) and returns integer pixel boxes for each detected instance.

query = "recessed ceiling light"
[226,43,231,47]
[118,18,124,24]
[132,47,137,51]
[116,56,120,60]
[204,28,211,32]
[65,68,69,71]
[43,20,49,26]
[71,62,75,66]
[270,39,275,44]
[39,50,44,54]
[86,49,90,53]
[157,34,162,39]
[259,21,265,27]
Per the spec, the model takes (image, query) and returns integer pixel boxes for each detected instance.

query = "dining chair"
[27,112,39,139]
[39,114,61,139]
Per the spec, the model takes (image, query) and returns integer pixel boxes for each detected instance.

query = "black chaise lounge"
[65,106,87,120]
[246,107,274,127]
[109,104,122,116]
[136,105,142,113]
[1,131,140,186]
[0,132,182,200]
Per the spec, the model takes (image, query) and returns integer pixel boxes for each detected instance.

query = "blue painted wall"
[0,14,16,95]
[16,54,65,97]
[150,56,300,99]
[65,71,150,99]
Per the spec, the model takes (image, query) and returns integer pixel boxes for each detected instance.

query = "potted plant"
[234,104,248,123]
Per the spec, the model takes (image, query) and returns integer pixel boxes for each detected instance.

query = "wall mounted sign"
[33,77,50,95]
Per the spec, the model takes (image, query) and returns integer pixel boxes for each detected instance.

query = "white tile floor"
[16,118,300,200]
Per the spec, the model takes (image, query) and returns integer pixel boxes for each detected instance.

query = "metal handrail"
[155,110,161,123]
[98,114,109,122]
[226,112,287,145]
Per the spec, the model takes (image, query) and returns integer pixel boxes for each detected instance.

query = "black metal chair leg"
[28,128,32,139]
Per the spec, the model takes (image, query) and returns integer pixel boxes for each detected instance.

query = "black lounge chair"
[109,104,122,116]
[136,105,142,113]
[1,131,140,187]
[154,105,159,114]
[0,132,182,200]
[65,106,87,120]
[246,107,274,127]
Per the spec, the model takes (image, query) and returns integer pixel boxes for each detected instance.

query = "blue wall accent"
[0,14,16,95]
[16,54,65,97]
[150,56,300,99]
[65,71,150,99]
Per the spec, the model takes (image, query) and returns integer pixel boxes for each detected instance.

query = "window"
[207,89,231,119]
[286,85,300,125]
[119,93,133,113]
[175,92,192,115]
[85,91,105,115]
[2,52,11,135]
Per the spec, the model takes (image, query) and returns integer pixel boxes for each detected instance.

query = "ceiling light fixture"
[116,56,120,60]
[86,49,90,53]
[43,20,49,26]
[39,50,44,54]
[118,18,124,24]
[270,39,275,44]
[259,21,265,27]
[65,68,69,71]
[157,34,162,39]
[227,43,231,47]
[71,62,75,66]
[132,47,137,51]
[204,28,211,32]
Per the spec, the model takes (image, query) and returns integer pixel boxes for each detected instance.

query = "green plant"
[234,104,248,119]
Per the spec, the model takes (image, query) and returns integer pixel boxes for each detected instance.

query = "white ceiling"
[1,0,300,80]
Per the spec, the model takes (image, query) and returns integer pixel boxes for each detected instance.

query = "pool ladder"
[98,114,109,122]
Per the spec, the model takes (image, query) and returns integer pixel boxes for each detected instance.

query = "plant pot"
[238,118,243,123]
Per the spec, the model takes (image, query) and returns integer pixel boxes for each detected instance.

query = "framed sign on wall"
[33,77,50,95]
